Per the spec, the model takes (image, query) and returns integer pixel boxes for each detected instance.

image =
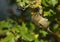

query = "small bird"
[31,14,48,28]
[31,14,53,33]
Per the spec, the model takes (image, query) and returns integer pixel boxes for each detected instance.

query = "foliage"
[0,0,60,42]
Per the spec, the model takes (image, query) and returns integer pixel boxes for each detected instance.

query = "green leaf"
[42,0,49,7]
[0,34,15,42]
[40,39,48,42]
[51,0,58,6]
[42,0,58,7]
[39,30,48,37]
[29,22,35,32]
[22,33,35,41]
[0,21,9,28]
[19,22,28,35]
[40,39,44,42]
[16,0,29,7]
[35,39,40,42]
[44,11,52,17]
[53,24,59,30]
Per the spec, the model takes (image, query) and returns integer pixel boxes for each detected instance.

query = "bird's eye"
[34,7,40,12]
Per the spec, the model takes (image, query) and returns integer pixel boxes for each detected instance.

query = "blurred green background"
[0,0,60,42]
